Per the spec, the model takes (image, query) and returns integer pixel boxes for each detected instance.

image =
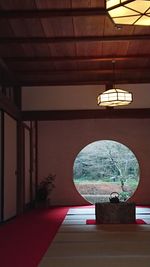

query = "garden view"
[73,140,140,204]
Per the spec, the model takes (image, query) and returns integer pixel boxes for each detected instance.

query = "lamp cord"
[112,60,116,90]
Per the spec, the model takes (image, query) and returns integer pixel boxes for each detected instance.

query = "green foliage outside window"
[73,140,140,203]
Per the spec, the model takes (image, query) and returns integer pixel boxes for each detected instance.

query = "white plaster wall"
[22,85,105,110]
[22,83,150,110]
[38,118,150,206]
[116,84,150,109]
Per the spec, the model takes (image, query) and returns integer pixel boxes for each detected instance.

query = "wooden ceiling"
[0,0,150,87]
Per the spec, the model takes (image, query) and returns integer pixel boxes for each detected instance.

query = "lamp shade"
[97,88,133,107]
[106,0,150,26]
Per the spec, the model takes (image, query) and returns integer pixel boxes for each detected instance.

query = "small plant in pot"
[36,173,55,207]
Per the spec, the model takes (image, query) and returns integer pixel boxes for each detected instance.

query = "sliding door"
[24,126,31,207]
[3,113,17,221]
[0,111,2,222]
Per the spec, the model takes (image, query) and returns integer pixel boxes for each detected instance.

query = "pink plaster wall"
[38,119,150,206]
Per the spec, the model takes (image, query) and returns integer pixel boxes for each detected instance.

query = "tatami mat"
[54,230,150,243]
[67,207,94,214]
[39,256,150,267]
[38,206,150,267]
[44,240,150,257]
[64,214,95,220]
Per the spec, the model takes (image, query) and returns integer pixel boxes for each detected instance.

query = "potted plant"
[35,173,55,207]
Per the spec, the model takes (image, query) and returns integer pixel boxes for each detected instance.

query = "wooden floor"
[38,206,150,267]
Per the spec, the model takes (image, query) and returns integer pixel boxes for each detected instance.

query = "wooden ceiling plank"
[76,42,102,58]
[34,2,57,60]
[35,0,71,9]
[73,16,105,38]
[48,43,76,58]
[40,17,74,37]
[0,0,36,9]
[71,0,105,8]
[7,16,51,57]
[0,1,149,87]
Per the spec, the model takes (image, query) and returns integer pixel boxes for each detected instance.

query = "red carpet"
[0,206,69,267]
[86,219,147,224]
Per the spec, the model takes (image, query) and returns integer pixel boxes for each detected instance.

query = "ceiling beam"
[22,109,150,121]
[14,67,150,74]
[18,77,150,86]
[0,35,150,44]
[3,54,150,63]
[0,8,106,18]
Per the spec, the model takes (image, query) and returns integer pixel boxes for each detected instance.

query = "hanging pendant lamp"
[97,61,133,107]
[106,0,150,26]
[97,88,133,107]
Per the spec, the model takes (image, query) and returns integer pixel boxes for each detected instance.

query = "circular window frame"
[73,140,140,204]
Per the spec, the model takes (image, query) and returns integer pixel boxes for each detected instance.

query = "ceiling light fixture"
[106,0,150,26]
[97,61,133,107]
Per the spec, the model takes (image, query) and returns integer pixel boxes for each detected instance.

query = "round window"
[73,140,140,204]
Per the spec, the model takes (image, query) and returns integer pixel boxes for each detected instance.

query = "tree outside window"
[73,140,140,204]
